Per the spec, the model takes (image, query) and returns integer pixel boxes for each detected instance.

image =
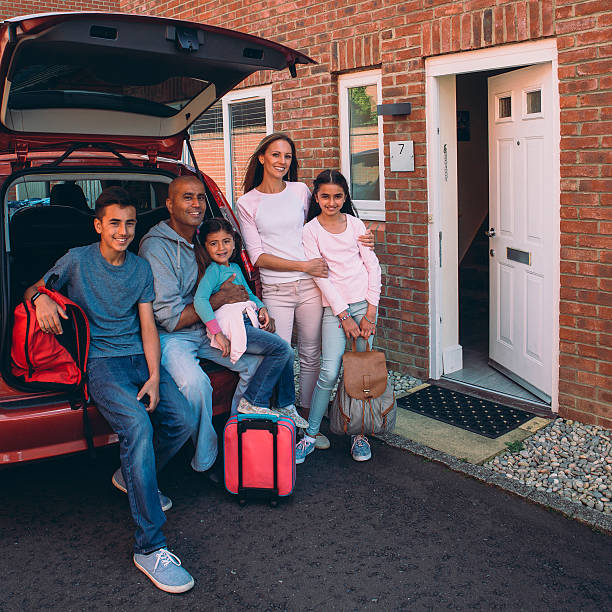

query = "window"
[339,71,385,220]
[189,86,272,205]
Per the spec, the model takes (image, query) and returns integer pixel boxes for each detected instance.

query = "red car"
[0,12,313,464]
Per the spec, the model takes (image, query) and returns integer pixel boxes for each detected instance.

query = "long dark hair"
[242,132,299,193]
[195,217,243,279]
[306,170,358,222]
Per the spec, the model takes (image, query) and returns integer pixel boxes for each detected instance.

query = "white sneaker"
[237,397,278,416]
[276,405,309,429]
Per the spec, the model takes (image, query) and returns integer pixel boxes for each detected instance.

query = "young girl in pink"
[297,170,382,463]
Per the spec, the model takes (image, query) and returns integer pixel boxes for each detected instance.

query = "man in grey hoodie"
[139,176,261,474]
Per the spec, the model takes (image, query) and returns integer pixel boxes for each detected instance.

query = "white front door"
[488,63,554,402]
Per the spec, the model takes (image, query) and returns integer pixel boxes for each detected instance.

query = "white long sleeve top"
[236,182,311,285]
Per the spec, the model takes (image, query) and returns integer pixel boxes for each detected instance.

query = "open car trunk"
[0,12,314,156]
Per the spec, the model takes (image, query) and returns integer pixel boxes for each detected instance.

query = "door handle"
[485,227,496,237]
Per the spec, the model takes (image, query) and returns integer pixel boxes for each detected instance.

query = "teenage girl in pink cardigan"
[297,170,382,463]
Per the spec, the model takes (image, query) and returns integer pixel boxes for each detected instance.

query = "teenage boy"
[25,187,197,594]
[140,176,268,478]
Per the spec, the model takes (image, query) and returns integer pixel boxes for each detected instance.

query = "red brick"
[574,0,612,17]
[516,1,528,39]
[505,4,517,41]
[555,16,598,34]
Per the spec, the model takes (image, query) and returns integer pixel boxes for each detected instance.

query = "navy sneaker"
[295,437,316,464]
[351,435,372,462]
[112,468,172,512]
[133,548,194,593]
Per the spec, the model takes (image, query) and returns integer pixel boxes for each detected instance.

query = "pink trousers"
[261,278,322,412]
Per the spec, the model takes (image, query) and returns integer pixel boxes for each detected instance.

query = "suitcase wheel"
[269,498,278,508]
[238,498,247,507]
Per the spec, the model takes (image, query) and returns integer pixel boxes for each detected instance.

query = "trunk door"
[0,12,313,157]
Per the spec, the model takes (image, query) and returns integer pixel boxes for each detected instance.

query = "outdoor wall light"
[376,102,412,116]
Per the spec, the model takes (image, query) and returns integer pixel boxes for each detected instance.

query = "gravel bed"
[487,418,612,515]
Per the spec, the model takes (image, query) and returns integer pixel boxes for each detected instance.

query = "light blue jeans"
[306,300,374,438]
[160,326,261,471]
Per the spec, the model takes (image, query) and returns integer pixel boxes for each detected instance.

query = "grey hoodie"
[139,220,202,333]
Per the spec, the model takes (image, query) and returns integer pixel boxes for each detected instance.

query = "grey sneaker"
[133,548,194,593]
[276,405,309,429]
[112,468,172,512]
[315,432,331,450]
[351,435,372,462]
[237,397,279,416]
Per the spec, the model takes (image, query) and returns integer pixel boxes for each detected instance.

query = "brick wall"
[11,0,611,427]
[0,1,119,21]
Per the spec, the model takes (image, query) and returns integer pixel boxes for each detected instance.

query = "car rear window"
[8,44,211,118]
[6,176,169,219]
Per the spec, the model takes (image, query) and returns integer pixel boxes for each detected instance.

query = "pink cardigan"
[302,215,381,315]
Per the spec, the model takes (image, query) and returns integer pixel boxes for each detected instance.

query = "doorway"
[446,70,542,403]
[425,41,560,412]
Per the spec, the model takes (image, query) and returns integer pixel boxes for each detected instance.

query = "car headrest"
[50,183,90,212]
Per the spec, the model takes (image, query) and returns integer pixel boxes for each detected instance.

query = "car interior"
[5,172,178,307]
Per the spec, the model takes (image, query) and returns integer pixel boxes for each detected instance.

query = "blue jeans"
[306,301,375,438]
[242,318,296,409]
[87,355,196,555]
[159,326,262,471]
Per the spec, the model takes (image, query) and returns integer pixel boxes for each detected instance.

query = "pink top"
[302,214,381,315]
[236,182,311,284]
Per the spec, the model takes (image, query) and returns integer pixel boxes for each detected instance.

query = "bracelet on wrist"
[363,315,375,325]
[338,313,350,322]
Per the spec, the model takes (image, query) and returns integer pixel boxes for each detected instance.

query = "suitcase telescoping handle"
[237,417,279,496]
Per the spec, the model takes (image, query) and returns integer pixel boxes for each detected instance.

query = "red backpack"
[11,286,90,394]
[11,284,94,454]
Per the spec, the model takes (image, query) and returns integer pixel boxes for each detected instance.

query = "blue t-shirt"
[44,243,155,359]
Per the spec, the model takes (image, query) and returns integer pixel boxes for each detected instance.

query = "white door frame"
[425,39,560,411]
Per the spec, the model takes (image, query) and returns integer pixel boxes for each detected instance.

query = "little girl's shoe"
[350,435,371,462]
[295,437,316,464]
[237,397,278,416]
[276,404,309,429]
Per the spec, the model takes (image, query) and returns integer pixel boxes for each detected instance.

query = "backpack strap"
[70,394,96,460]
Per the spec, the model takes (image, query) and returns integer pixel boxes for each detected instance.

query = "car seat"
[49,183,90,212]
[9,206,98,305]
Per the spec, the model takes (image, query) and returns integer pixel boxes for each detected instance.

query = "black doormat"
[397,385,532,439]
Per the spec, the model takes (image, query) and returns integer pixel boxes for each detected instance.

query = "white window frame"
[339,71,385,220]
[222,85,273,206]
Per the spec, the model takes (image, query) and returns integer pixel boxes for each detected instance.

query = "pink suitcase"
[224,414,296,506]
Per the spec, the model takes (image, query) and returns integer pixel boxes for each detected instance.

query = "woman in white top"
[236,133,372,441]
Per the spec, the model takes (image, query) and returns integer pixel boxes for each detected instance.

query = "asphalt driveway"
[1,433,610,611]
